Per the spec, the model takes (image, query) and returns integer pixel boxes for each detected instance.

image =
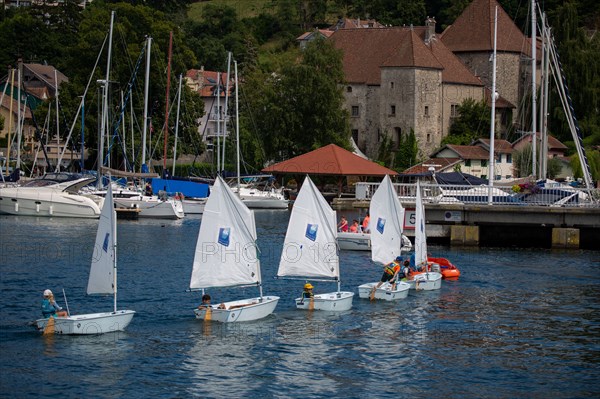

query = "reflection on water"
[1,214,599,398]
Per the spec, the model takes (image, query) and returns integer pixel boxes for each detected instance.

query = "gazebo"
[262,144,397,195]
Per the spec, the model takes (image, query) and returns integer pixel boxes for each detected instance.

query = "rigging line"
[548,32,593,188]
[239,83,267,163]
[104,44,147,171]
[57,33,109,168]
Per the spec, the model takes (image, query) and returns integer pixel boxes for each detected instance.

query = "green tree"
[442,98,490,146]
[546,157,564,179]
[547,2,600,154]
[513,145,532,177]
[243,38,350,165]
[54,2,203,172]
[569,150,600,182]
[395,130,418,171]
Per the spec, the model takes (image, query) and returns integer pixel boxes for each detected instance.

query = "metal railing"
[355,182,600,207]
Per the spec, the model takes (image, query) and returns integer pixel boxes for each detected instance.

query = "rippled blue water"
[1,211,599,398]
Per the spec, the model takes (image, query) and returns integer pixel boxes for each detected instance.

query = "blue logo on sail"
[218,228,231,247]
[305,224,318,241]
[377,217,385,234]
[102,233,110,252]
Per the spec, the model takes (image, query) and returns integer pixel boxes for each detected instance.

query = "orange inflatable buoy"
[428,256,461,280]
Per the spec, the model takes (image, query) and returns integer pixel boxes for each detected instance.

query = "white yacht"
[0,173,103,218]
[86,184,185,219]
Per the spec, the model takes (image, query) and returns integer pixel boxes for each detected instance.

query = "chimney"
[425,16,436,44]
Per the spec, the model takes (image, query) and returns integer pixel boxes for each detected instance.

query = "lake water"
[1,212,599,398]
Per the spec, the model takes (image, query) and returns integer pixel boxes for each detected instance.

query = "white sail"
[414,180,428,268]
[370,175,405,265]
[87,183,116,295]
[190,175,260,289]
[277,175,338,279]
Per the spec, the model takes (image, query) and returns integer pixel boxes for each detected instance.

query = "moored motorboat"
[0,173,102,218]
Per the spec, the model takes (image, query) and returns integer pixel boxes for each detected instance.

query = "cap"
[43,289,53,297]
[304,283,314,290]
[395,256,403,262]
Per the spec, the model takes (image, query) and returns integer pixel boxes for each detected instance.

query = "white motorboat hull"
[35,310,135,335]
[357,281,410,300]
[337,232,371,250]
[114,197,184,219]
[337,232,412,251]
[182,198,206,214]
[406,272,443,291]
[193,296,279,323]
[241,197,289,209]
[0,187,102,218]
[294,291,354,311]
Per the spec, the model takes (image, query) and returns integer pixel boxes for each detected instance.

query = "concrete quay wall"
[332,199,600,249]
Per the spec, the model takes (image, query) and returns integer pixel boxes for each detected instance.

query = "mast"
[531,0,537,179]
[110,184,118,312]
[163,31,173,172]
[55,69,60,171]
[141,36,152,172]
[81,95,85,171]
[235,60,241,191]
[488,6,498,205]
[216,72,221,175]
[98,10,114,187]
[172,74,182,176]
[6,69,14,166]
[221,52,232,172]
[16,66,21,170]
[539,12,550,179]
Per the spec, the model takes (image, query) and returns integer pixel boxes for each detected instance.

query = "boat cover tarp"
[151,178,209,198]
[434,172,488,185]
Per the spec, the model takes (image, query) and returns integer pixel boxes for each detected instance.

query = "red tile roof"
[24,63,68,89]
[185,69,232,97]
[427,39,482,86]
[0,95,33,118]
[262,144,398,176]
[484,87,515,108]
[512,133,568,150]
[440,0,528,54]
[434,144,490,159]
[330,27,442,85]
[402,157,460,174]
[474,138,513,153]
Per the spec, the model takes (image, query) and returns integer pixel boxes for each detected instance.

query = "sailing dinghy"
[190,176,279,322]
[35,183,135,334]
[358,175,411,300]
[277,175,354,311]
[407,181,443,291]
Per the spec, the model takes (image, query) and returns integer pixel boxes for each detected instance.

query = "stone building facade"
[329,0,535,163]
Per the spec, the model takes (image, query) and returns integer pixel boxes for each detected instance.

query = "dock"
[115,207,141,220]
[332,198,600,249]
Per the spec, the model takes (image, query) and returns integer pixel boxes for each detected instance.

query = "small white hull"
[241,198,289,209]
[357,281,410,300]
[182,198,206,214]
[294,291,354,311]
[35,310,135,335]
[337,232,371,250]
[193,296,279,323]
[407,272,443,291]
[337,232,412,252]
[114,197,184,219]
